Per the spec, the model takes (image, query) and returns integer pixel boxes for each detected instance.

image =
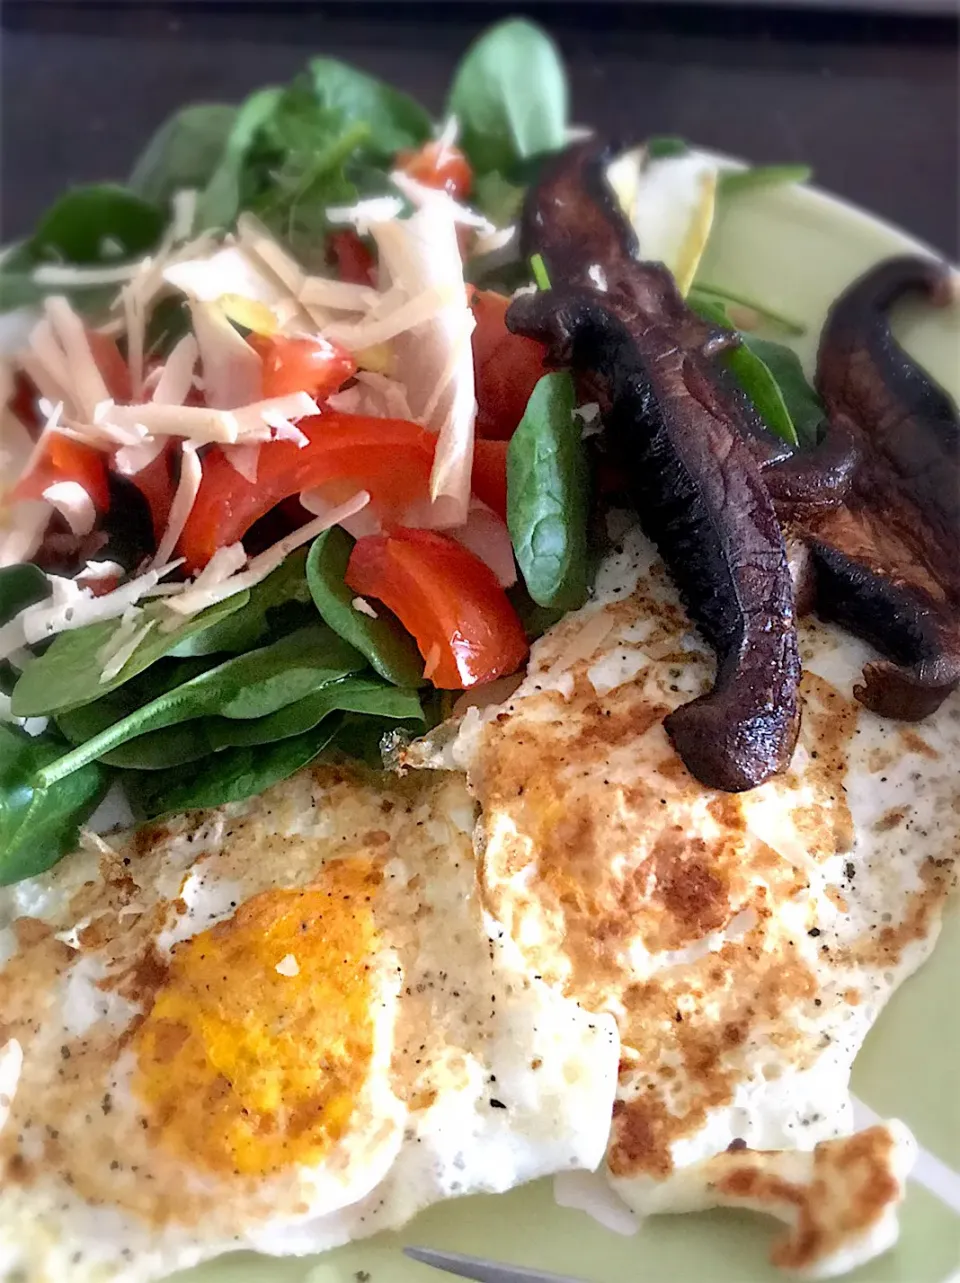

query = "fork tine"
[403,1245,588,1283]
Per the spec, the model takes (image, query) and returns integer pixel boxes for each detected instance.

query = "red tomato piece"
[328,231,376,286]
[178,413,437,572]
[247,334,357,401]
[14,433,109,511]
[469,288,546,440]
[346,528,527,689]
[397,140,473,199]
[123,441,178,545]
[471,438,509,520]
[86,330,132,402]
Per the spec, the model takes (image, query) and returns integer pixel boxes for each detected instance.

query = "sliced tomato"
[328,231,376,286]
[123,441,178,545]
[178,413,437,572]
[346,528,528,690]
[247,334,357,400]
[471,438,508,521]
[469,288,546,439]
[86,330,132,402]
[397,140,473,199]
[14,433,109,511]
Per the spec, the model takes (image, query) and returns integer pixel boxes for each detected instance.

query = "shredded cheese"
[44,296,111,421]
[298,275,380,312]
[164,492,370,619]
[325,285,453,351]
[326,196,404,232]
[389,169,496,234]
[41,481,97,537]
[190,301,262,409]
[351,596,378,619]
[31,261,142,289]
[114,436,165,477]
[152,442,202,568]
[151,334,199,406]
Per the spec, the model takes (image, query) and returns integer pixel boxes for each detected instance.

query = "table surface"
[1,2,958,258]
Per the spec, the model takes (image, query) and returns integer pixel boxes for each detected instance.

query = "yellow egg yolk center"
[134,860,382,1177]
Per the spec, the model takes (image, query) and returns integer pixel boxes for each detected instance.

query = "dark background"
[2,2,958,257]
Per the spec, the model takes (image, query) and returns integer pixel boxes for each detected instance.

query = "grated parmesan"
[41,481,97,537]
[152,442,202,568]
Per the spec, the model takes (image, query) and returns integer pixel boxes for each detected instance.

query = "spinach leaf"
[170,550,312,658]
[0,185,165,312]
[448,19,568,176]
[471,171,524,226]
[719,164,812,196]
[740,335,824,448]
[130,104,238,210]
[306,528,424,688]
[646,136,690,159]
[195,87,283,228]
[724,341,800,449]
[691,296,822,449]
[11,591,252,717]
[687,282,805,338]
[55,657,221,746]
[98,677,423,769]
[38,625,364,784]
[0,724,110,885]
[25,185,164,266]
[126,720,341,820]
[305,58,431,159]
[507,372,589,610]
[0,565,49,626]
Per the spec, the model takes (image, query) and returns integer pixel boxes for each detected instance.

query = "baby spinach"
[692,297,821,449]
[688,282,805,337]
[739,335,824,448]
[170,550,313,658]
[304,58,431,159]
[11,591,252,718]
[507,372,589,611]
[24,184,164,266]
[130,104,238,211]
[0,564,49,626]
[126,719,342,820]
[719,164,812,196]
[97,677,423,769]
[306,528,424,688]
[55,657,220,746]
[0,724,110,885]
[195,87,283,228]
[37,625,364,785]
[448,19,568,176]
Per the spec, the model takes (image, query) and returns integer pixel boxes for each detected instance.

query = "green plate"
[175,181,960,1283]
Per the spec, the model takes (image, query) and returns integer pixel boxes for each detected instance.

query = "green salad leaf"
[10,591,253,718]
[448,18,568,176]
[306,528,424,688]
[0,724,110,886]
[169,550,313,658]
[719,164,812,196]
[0,184,165,311]
[739,335,824,448]
[95,677,423,770]
[692,297,823,449]
[304,58,431,159]
[507,372,589,611]
[125,720,342,820]
[129,104,238,211]
[37,625,365,785]
[194,87,284,228]
[0,565,49,627]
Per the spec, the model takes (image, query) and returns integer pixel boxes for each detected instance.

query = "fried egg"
[438,521,958,1276]
[0,766,619,1282]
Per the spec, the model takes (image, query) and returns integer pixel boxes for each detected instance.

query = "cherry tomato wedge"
[345,528,528,689]
[86,330,132,402]
[469,288,546,439]
[247,334,357,400]
[471,438,508,520]
[328,231,376,286]
[178,413,437,572]
[14,433,109,511]
[397,140,473,199]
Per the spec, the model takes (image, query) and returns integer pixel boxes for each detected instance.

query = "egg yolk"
[134,860,383,1177]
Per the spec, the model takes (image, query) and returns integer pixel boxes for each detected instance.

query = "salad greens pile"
[0,17,826,884]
